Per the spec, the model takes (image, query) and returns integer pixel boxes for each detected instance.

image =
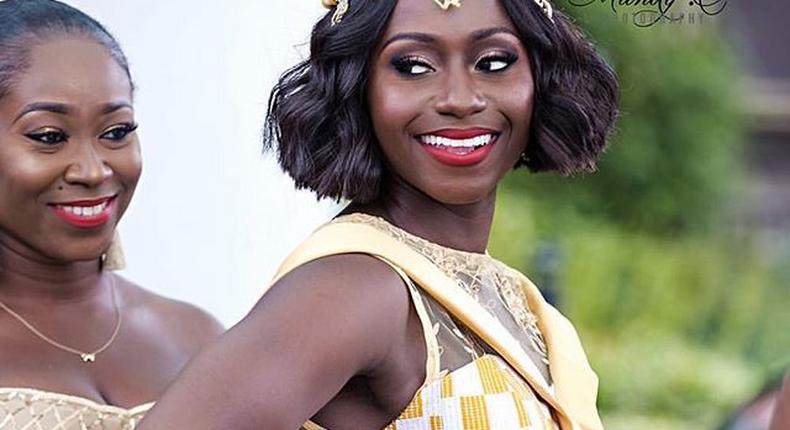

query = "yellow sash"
[269,219,603,430]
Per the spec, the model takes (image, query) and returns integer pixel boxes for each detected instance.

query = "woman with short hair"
[139,0,619,428]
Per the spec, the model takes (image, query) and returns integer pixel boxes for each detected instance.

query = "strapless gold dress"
[0,388,152,430]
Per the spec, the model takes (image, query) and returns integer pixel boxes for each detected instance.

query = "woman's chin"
[39,237,113,266]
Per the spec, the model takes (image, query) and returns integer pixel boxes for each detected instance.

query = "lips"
[417,127,499,167]
[49,195,116,228]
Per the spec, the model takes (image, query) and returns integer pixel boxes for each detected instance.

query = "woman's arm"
[136,254,415,430]
[770,373,790,430]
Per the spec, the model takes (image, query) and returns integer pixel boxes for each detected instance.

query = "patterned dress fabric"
[300,214,563,430]
[0,388,152,430]
[383,355,558,430]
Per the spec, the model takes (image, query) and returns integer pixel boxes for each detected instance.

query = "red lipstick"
[417,128,499,167]
[49,196,116,229]
[429,128,496,139]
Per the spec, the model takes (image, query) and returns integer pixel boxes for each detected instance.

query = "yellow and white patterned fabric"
[0,388,152,430]
[384,355,558,430]
[274,213,603,430]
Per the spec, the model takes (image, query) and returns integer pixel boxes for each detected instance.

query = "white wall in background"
[67,1,339,326]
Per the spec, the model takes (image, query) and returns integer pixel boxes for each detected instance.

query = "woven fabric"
[384,355,559,430]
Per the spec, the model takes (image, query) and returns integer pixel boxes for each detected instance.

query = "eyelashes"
[100,122,139,141]
[392,56,434,76]
[391,51,519,77]
[25,128,69,145]
[24,122,139,147]
[475,52,519,73]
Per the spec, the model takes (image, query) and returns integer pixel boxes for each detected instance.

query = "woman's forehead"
[384,0,514,35]
[7,38,132,108]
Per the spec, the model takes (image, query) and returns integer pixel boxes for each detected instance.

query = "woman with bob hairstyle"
[0,1,223,428]
[139,0,618,429]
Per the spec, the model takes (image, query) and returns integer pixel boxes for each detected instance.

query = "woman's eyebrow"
[381,32,438,50]
[13,102,71,123]
[100,101,132,115]
[381,27,518,51]
[470,27,519,41]
[13,101,133,123]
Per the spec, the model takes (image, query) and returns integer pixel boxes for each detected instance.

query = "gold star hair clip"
[322,0,554,26]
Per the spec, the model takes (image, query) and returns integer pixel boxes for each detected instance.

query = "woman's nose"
[63,142,112,187]
[434,67,487,118]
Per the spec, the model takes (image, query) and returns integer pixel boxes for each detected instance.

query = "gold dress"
[0,234,149,430]
[269,214,603,430]
[0,388,152,430]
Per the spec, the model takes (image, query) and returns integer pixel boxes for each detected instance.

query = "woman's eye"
[25,129,68,145]
[393,57,434,76]
[101,123,138,141]
[476,53,518,73]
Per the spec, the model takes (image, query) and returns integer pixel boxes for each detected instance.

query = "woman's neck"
[0,235,105,304]
[349,177,497,254]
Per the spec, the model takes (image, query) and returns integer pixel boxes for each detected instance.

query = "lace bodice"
[340,213,550,377]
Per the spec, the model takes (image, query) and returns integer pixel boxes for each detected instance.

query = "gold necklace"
[0,275,122,363]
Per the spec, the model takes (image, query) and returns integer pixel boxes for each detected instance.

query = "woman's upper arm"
[137,254,412,430]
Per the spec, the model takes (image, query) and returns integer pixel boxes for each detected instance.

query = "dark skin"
[0,37,223,408]
[770,374,790,430]
[138,0,533,427]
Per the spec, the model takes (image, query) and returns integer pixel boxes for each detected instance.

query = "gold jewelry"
[534,0,554,22]
[322,0,554,26]
[0,275,122,363]
[322,0,349,26]
[433,0,462,10]
[445,0,552,20]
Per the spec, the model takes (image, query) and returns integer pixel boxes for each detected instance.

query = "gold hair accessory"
[322,0,349,26]
[433,0,551,21]
[433,0,462,10]
[0,275,122,363]
[534,0,554,22]
[322,0,553,26]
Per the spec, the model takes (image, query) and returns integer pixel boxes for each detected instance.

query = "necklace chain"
[0,275,122,363]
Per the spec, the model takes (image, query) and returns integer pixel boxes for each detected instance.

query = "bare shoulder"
[113,274,224,354]
[249,252,415,369]
[273,253,406,292]
[260,252,411,323]
[134,254,420,430]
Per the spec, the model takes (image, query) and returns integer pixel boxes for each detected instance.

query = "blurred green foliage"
[514,3,745,234]
[489,3,790,429]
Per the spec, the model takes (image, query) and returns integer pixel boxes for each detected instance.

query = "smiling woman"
[0,36,140,260]
[136,0,618,429]
[0,1,222,429]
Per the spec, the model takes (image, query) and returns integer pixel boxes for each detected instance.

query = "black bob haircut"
[265,0,619,203]
[0,0,131,100]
